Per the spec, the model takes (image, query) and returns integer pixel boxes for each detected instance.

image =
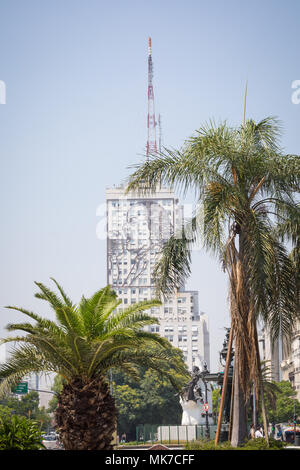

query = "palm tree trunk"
[55,377,117,450]
[228,372,235,441]
[230,348,248,447]
[253,324,269,445]
[229,232,250,447]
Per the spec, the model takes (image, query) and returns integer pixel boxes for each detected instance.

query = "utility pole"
[201,363,210,440]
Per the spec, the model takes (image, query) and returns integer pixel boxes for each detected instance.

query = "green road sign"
[11,382,28,394]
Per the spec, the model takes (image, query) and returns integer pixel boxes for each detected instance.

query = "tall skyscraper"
[105,38,209,370]
[106,184,210,370]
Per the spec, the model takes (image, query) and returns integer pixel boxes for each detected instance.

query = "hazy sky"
[0,0,300,371]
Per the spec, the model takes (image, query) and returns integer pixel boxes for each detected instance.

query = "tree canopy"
[263,381,300,424]
[0,281,188,393]
[114,361,187,440]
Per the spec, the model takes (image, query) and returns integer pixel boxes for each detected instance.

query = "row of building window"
[150,325,199,333]
[149,315,200,321]
[164,335,199,342]
[116,302,195,314]
[110,199,173,208]
[114,284,194,295]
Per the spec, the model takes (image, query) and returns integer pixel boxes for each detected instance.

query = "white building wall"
[106,185,210,371]
[0,343,6,364]
[281,320,300,401]
[259,320,300,401]
[258,324,280,382]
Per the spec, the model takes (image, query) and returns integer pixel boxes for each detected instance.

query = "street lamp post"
[215,328,234,445]
[201,362,210,440]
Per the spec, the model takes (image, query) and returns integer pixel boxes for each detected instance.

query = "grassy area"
[185,438,287,451]
[117,437,290,450]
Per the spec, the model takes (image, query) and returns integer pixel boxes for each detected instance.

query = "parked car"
[283,426,300,443]
[42,434,63,450]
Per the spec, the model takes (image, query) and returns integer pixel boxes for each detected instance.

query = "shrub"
[0,414,45,450]
[240,438,286,450]
[185,439,234,450]
[185,437,286,451]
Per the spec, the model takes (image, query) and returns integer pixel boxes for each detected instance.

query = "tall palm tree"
[126,117,300,446]
[0,280,188,450]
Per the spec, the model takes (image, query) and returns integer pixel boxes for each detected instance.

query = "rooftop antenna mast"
[146,37,157,159]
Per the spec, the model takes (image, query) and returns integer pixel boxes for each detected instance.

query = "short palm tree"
[126,116,300,446]
[0,280,188,450]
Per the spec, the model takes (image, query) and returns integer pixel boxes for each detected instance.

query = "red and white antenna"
[146,37,157,159]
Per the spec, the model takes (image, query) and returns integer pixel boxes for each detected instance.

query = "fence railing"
[135,424,227,444]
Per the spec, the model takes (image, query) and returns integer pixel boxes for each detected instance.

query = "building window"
[151,325,160,333]
[164,326,174,332]
[165,335,174,342]
[178,335,187,342]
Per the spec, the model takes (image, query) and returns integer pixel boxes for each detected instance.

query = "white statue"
[180,396,203,425]
[179,358,213,426]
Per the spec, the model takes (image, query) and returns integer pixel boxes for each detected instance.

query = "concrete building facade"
[106,184,210,370]
[259,321,300,401]
[258,324,281,382]
[281,320,300,401]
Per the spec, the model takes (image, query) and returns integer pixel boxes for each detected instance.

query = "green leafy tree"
[127,116,300,446]
[0,391,51,430]
[248,361,282,425]
[0,281,188,450]
[263,381,300,424]
[0,391,39,418]
[0,405,14,420]
[212,387,221,424]
[115,383,144,440]
[114,362,186,440]
[0,413,44,450]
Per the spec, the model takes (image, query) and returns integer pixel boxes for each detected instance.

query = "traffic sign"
[11,382,28,394]
[202,403,209,412]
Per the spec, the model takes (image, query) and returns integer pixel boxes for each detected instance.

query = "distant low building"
[22,372,55,410]
[281,320,300,402]
[259,321,300,401]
